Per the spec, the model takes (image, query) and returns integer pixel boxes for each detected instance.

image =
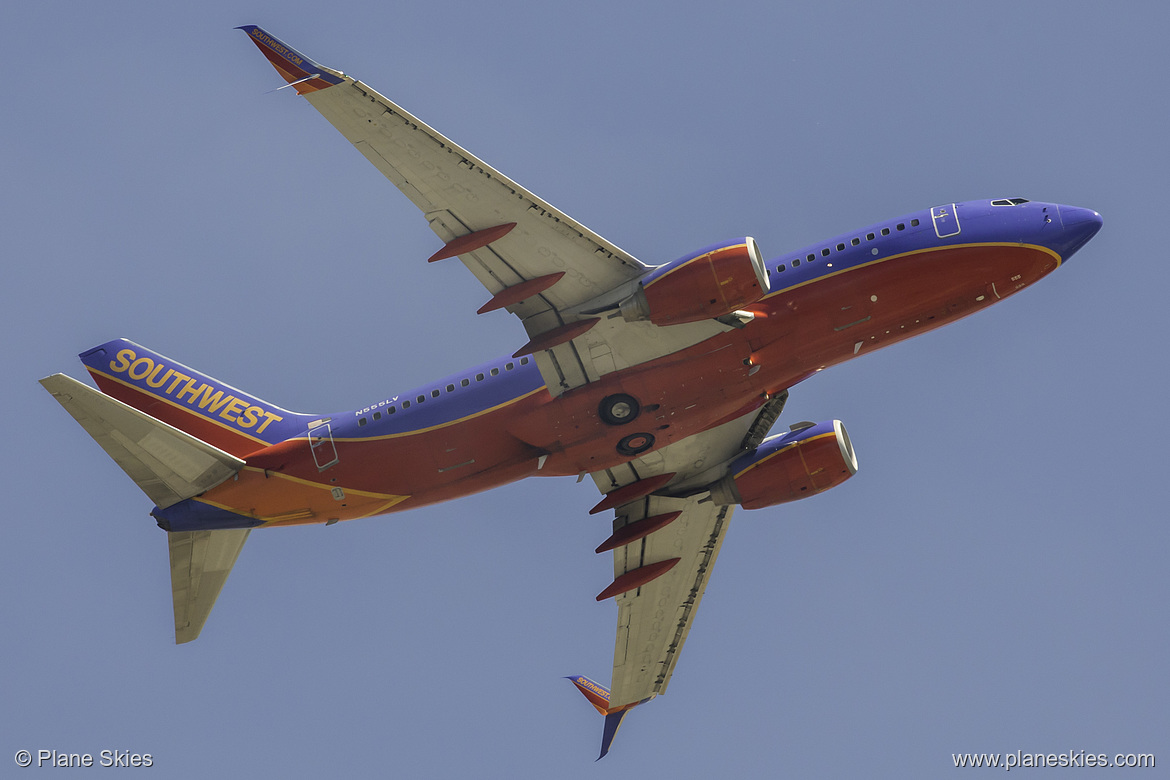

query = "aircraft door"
[931,203,962,238]
[308,420,339,471]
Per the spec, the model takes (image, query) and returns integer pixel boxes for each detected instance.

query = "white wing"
[241,26,729,395]
[590,395,785,706]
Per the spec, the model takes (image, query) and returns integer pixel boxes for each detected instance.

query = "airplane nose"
[1054,204,1103,261]
[1060,205,1104,234]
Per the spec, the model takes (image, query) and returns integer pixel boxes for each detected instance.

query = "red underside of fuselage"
[119,243,1057,527]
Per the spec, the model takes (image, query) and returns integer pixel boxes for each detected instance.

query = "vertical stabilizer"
[77,339,317,458]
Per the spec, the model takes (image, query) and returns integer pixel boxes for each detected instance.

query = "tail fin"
[78,339,316,457]
[41,373,254,643]
[566,675,638,760]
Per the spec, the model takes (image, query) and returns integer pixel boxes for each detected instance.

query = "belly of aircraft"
[750,242,1059,381]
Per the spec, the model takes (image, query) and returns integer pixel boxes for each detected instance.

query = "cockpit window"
[991,198,1031,206]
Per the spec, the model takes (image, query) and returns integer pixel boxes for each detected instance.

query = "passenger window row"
[767,218,921,276]
[357,356,532,426]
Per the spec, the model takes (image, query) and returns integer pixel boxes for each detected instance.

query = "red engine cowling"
[620,238,768,326]
[709,420,858,509]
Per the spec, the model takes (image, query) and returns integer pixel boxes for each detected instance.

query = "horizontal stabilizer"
[168,529,250,644]
[39,374,245,510]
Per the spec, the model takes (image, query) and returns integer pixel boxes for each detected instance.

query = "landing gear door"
[308,420,338,471]
[931,203,961,238]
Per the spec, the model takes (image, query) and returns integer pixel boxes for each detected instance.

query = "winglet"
[566,675,646,760]
[567,674,611,715]
[599,711,628,761]
[236,25,345,94]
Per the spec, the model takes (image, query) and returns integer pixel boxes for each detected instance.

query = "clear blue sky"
[4,1,1166,776]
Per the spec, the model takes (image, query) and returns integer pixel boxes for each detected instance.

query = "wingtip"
[597,710,628,760]
[566,676,640,759]
[236,25,345,94]
[567,674,611,715]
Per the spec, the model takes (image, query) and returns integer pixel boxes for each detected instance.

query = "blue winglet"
[598,710,628,761]
[567,675,645,760]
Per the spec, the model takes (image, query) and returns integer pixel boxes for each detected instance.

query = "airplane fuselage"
[89,199,1100,531]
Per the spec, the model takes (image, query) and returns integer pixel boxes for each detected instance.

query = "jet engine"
[620,238,768,326]
[709,420,858,509]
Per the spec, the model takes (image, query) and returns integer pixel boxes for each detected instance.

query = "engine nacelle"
[709,420,858,509]
[620,238,769,326]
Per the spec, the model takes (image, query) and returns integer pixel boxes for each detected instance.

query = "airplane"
[39,25,1103,760]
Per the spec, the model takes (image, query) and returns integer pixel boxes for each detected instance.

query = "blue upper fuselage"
[761,198,1101,294]
[342,353,546,438]
[331,199,1101,442]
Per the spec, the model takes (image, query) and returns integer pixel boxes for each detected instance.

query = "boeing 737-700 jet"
[39,26,1103,759]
